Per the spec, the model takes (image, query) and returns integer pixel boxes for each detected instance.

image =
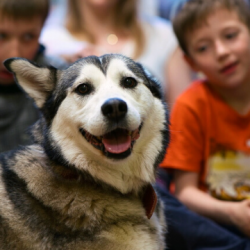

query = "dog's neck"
[50,163,157,219]
[50,163,80,181]
[35,120,157,198]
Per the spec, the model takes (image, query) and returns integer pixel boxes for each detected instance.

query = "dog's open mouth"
[80,126,142,159]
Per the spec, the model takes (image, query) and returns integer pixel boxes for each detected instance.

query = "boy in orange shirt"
[158,0,250,249]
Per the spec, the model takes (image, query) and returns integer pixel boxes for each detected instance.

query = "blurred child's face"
[0,16,43,85]
[186,8,250,90]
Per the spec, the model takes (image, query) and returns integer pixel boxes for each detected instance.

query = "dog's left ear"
[4,57,58,108]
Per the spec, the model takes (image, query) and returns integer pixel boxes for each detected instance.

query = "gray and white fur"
[0,54,169,250]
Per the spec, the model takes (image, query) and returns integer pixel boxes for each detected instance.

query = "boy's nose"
[215,40,229,59]
[7,39,22,58]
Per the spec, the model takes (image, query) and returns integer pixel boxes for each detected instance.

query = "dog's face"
[4,54,169,193]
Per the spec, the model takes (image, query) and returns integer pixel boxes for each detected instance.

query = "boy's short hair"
[0,0,49,24]
[173,0,250,55]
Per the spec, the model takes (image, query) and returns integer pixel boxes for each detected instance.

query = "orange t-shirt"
[161,80,250,200]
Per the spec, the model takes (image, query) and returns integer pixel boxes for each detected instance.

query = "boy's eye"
[225,32,237,40]
[0,32,7,40]
[22,33,36,42]
[196,45,207,53]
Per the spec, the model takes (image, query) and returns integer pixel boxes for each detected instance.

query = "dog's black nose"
[101,98,127,120]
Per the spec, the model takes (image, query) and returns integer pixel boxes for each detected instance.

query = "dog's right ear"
[4,57,58,108]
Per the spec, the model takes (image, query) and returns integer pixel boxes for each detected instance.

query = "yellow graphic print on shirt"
[207,150,250,201]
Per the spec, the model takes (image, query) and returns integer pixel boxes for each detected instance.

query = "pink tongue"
[102,130,131,154]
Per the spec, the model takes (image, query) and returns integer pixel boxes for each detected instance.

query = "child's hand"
[228,199,250,237]
[174,169,250,236]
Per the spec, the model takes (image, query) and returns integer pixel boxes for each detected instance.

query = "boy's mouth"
[0,69,14,81]
[220,62,238,75]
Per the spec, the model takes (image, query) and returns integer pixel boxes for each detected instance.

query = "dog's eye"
[76,84,91,95]
[122,77,137,89]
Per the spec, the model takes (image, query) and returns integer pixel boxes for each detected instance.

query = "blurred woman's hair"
[65,0,144,58]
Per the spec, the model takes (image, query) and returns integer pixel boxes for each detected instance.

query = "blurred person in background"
[40,0,193,107]
[0,0,66,153]
[158,0,189,21]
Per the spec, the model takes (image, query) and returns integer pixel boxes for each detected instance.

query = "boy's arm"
[174,169,250,237]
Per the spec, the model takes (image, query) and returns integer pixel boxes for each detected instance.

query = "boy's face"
[0,16,43,85]
[185,8,250,90]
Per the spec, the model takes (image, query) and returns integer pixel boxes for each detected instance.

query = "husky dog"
[0,54,169,250]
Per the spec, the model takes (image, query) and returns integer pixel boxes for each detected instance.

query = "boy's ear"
[4,58,58,108]
[183,54,200,72]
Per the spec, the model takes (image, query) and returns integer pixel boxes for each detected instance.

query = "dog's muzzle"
[80,98,142,159]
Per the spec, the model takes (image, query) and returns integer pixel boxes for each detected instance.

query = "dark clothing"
[0,85,39,152]
[0,44,67,153]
